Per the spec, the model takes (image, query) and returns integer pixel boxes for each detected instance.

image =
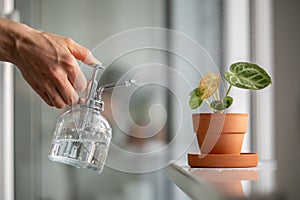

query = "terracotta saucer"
[188,153,258,168]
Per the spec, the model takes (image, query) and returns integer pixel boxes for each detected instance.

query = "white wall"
[274,0,300,199]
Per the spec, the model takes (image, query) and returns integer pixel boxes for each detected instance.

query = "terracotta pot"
[192,113,248,154]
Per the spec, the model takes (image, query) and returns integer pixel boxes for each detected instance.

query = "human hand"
[11,23,98,108]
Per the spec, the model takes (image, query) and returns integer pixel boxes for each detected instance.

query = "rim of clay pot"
[192,113,249,133]
[192,113,248,116]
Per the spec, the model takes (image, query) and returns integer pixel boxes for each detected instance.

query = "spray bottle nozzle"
[97,79,137,100]
[98,79,137,92]
[89,63,105,70]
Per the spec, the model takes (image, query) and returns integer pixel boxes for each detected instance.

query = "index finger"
[68,40,100,65]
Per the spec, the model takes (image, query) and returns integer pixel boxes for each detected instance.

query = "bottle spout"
[97,79,137,99]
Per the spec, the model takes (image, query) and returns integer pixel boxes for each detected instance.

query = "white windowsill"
[167,160,279,200]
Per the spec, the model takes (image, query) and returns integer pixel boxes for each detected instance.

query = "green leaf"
[189,93,203,109]
[210,96,233,111]
[223,96,233,108]
[189,87,201,97]
[224,62,272,90]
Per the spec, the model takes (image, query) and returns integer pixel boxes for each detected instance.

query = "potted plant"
[188,62,272,168]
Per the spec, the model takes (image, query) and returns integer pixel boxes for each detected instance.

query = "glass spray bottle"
[48,63,135,173]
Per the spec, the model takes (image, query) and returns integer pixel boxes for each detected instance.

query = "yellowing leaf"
[199,73,220,99]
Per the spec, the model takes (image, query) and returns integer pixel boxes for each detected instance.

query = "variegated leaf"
[211,96,233,111]
[189,88,203,109]
[224,62,272,90]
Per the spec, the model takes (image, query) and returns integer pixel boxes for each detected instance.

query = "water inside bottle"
[48,130,111,173]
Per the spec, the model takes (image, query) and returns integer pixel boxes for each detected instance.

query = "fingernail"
[84,52,102,65]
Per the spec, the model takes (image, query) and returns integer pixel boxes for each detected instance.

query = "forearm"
[0,18,23,63]
[0,18,35,65]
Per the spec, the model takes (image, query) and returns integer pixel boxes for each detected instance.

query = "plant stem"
[216,89,220,100]
[225,84,232,97]
[204,99,212,108]
[213,93,218,100]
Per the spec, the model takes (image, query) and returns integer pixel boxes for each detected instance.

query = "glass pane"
[14,0,222,199]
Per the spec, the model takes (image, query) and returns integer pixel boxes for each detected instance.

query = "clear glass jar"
[48,101,112,174]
